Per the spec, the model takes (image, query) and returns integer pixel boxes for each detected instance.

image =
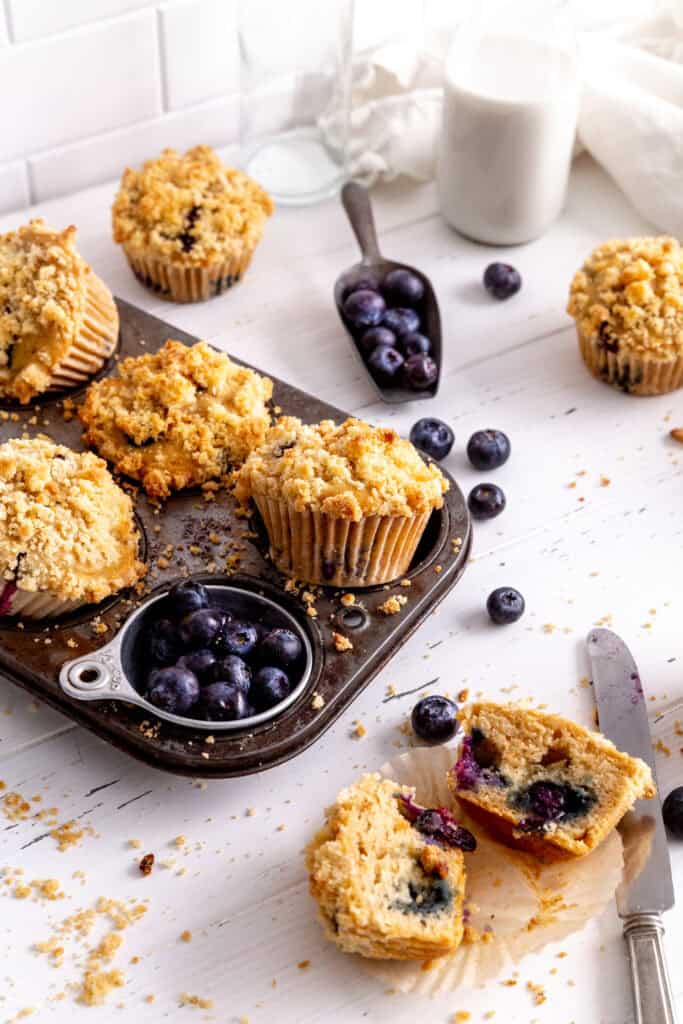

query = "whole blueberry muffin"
[0,219,118,403]
[567,236,683,395]
[233,416,449,587]
[0,439,145,619]
[112,145,273,303]
[80,339,272,498]
[449,702,655,860]
[306,773,474,960]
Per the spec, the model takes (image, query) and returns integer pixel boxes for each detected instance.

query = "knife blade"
[587,628,677,1024]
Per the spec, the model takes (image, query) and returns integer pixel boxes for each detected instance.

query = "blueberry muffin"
[0,439,145,618]
[567,237,683,395]
[112,145,273,303]
[233,416,448,587]
[306,774,474,960]
[80,339,272,498]
[0,219,118,403]
[449,702,655,860]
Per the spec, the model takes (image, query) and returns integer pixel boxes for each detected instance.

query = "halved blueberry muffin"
[449,702,655,860]
[305,773,474,960]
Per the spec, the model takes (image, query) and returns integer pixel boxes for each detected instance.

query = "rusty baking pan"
[0,299,470,777]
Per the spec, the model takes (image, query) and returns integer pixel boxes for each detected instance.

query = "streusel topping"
[80,339,273,498]
[567,237,683,357]
[0,220,88,402]
[0,439,145,603]
[112,146,274,265]
[233,417,449,520]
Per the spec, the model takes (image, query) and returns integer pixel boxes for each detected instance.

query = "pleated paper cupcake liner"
[123,244,254,303]
[355,747,623,993]
[254,495,431,588]
[0,581,86,620]
[49,272,119,390]
[577,327,683,396]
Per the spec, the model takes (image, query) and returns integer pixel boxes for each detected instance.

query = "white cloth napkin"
[334,5,683,236]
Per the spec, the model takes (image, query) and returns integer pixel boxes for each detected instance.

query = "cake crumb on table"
[180,930,192,943]
[332,631,353,652]
[352,721,366,739]
[378,594,408,615]
[179,993,213,1010]
[311,693,325,710]
[340,593,355,607]
[297,959,310,969]
[526,981,547,1005]
[669,427,683,442]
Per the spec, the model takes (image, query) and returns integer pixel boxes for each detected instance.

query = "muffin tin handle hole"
[337,605,369,631]
[67,660,111,691]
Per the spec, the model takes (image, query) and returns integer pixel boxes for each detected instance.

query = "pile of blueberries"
[140,579,304,721]
[341,267,437,391]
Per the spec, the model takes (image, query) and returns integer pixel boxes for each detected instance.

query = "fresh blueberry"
[487,587,525,625]
[367,344,404,382]
[382,268,425,307]
[411,695,458,744]
[414,809,443,835]
[199,682,252,721]
[166,578,209,619]
[211,654,252,693]
[179,607,223,649]
[342,289,386,329]
[343,277,377,300]
[483,262,522,300]
[259,627,303,668]
[468,483,506,520]
[404,354,438,390]
[382,307,420,338]
[146,666,200,715]
[213,620,259,659]
[409,418,454,461]
[663,787,683,838]
[359,326,397,353]
[515,781,595,825]
[399,332,430,358]
[466,429,511,471]
[250,666,292,711]
[148,618,180,665]
[176,648,216,683]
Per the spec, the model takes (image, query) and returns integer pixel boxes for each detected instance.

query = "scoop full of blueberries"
[140,579,305,722]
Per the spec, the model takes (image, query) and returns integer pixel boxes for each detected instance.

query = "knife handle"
[623,913,678,1024]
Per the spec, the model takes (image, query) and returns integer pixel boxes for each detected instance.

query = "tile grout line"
[2,0,14,43]
[156,7,170,113]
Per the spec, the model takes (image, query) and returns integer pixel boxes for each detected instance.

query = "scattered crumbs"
[139,853,155,876]
[669,427,683,443]
[457,688,470,703]
[557,951,568,959]
[340,593,355,607]
[567,480,577,489]
[578,676,590,689]
[173,835,187,847]
[399,578,411,588]
[66,637,78,649]
[297,960,310,970]
[451,1014,470,1023]
[434,564,443,574]
[200,752,210,760]
[378,594,408,616]
[205,735,215,746]
[180,930,192,943]
[245,808,256,817]
[306,605,318,618]
[80,969,125,1006]
[145,995,155,1004]
[642,622,653,630]
[311,693,325,710]
[91,617,108,636]
[600,476,611,487]
[331,631,353,653]
[3,791,32,821]
[655,739,671,757]
[526,981,546,1006]
[51,820,95,853]
[179,993,213,1010]
[352,721,367,740]
[483,1014,496,1021]
[542,624,556,634]
[386,684,397,698]
[500,979,517,987]
[276,824,286,832]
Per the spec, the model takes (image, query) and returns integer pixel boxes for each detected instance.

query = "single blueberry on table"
[466,429,511,471]
[487,587,525,625]
[146,666,200,715]
[663,787,683,838]
[468,483,506,520]
[166,578,209,619]
[260,627,303,668]
[359,326,396,353]
[199,682,252,721]
[342,288,386,329]
[409,418,454,461]
[399,331,431,359]
[148,617,180,665]
[368,344,404,382]
[381,307,420,338]
[213,620,259,658]
[211,654,252,693]
[411,695,458,744]
[483,262,522,300]
[250,666,292,711]
[179,607,223,649]
[382,267,425,307]
[404,354,438,390]
[176,648,216,683]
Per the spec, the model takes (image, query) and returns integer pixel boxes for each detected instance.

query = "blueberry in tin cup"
[233,416,449,587]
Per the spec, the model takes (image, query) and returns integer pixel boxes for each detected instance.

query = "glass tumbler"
[238,0,354,206]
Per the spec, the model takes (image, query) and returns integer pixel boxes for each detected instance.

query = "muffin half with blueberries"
[233,416,449,587]
[306,773,474,960]
[80,339,272,498]
[0,219,119,404]
[567,236,683,395]
[112,145,274,303]
[449,702,655,861]
[0,439,145,619]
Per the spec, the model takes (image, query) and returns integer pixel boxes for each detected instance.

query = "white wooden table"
[1,155,682,1024]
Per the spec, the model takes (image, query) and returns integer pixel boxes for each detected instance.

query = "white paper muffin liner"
[122,244,254,303]
[356,747,624,993]
[0,582,86,620]
[576,326,683,396]
[49,272,118,390]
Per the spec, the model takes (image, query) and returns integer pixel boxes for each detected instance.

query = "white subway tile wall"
[0,0,240,210]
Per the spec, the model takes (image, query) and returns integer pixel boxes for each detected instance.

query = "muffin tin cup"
[49,272,119,390]
[0,585,86,620]
[576,326,683,396]
[122,244,255,303]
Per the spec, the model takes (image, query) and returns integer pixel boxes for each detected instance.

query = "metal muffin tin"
[0,299,471,777]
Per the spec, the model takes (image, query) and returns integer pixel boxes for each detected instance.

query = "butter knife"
[587,628,678,1024]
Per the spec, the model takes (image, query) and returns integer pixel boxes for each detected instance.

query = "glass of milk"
[437,0,579,245]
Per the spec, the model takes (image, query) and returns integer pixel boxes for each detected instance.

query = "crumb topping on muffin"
[0,439,145,603]
[567,237,683,357]
[233,416,449,520]
[112,146,274,266]
[80,339,273,498]
[0,219,89,402]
